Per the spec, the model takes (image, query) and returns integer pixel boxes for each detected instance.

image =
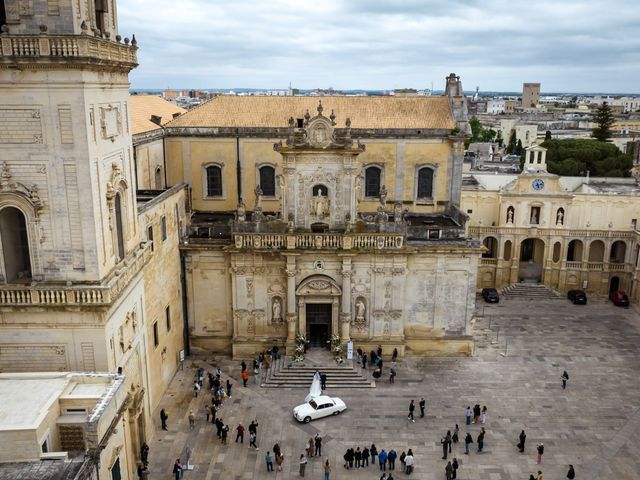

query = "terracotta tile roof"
[129,95,186,135]
[166,96,455,130]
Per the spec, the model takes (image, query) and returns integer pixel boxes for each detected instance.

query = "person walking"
[215,418,223,438]
[387,449,397,470]
[518,430,527,452]
[445,461,453,480]
[314,434,322,456]
[361,446,369,467]
[446,430,452,453]
[419,397,426,418]
[324,459,331,480]
[477,427,485,452]
[441,435,449,459]
[408,400,415,422]
[464,432,473,454]
[452,458,459,479]
[221,424,229,445]
[370,443,378,465]
[188,410,195,430]
[389,367,396,384]
[265,451,274,472]
[480,406,487,424]
[452,424,459,444]
[536,443,544,464]
[172,459,182,480]
[392,347,398,364]
[205,404,211,423]
[160,409,169,431]
[536,471,543,480]
[275,451,284,472]
[320,372,327,391]
[299,454,307,476]
[399,451,406,472]
[249,420,259,436]
[242,369,249,387]
[306,437,314,457]
[404,449,414,475]
[226,379,233,398]
[362,354,368,369]
[562,370,569,389]
[567,465,575,479]
[273,443,281,458]
[465,406,472,425]
[250,431,259,450]
[473,404,481,424]
[354,447,362,468]
[235,423,245,443]
[193,380,200,397]
[378,449,388,471]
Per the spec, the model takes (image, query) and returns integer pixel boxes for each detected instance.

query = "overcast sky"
[118,0,640,93]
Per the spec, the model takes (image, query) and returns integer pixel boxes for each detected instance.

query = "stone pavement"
[146,297,640,479]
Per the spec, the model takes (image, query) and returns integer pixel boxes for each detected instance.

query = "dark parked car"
[609,290,629,307]
[567,289,587,305]
[481,288,500,303]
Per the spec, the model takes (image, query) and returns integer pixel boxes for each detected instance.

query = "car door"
[322,401,335,417]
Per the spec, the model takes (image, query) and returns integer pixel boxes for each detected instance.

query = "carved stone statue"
[313,189,329,217]
[507,207,514,224]
[556,209,564,225]
[379,185,388,208]
[393,202,403,223]
[355,299,366,321]
[237,198,246,222]
[272,297,282,322]
[530,210,538,224]
[254,185,263,211]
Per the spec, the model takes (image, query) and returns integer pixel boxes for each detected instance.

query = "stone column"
[340,258,353,342]
[284,255,298,354]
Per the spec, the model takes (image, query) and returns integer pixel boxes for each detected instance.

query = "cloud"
[117,0,640,92]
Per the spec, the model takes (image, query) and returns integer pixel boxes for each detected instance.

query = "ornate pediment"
[274,101,365,152]
[0,162,44,214]
[296,274,342,296]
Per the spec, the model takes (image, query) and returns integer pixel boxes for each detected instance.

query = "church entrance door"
[306,303,331,348]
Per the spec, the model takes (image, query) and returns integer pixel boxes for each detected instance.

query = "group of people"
[342,445,415,475]
[356,345,399,381]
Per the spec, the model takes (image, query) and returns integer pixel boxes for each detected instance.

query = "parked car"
[609,290,629,307]
[567,289,587,305]
[293,395,346,423]
[481,288,500,303]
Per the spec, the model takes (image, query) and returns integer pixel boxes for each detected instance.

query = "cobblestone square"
[147,297,640,479]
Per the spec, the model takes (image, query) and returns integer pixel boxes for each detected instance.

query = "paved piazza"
[147,297,640,479]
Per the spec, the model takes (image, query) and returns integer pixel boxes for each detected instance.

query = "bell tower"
[0,0,139,284]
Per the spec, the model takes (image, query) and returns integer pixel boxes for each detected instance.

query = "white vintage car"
[293,395,347,423]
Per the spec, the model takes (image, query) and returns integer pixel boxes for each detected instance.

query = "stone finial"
[131,34,137,46]
[303,109,310,125]
[317,101,323,116]
[288,117,295,128]
[80,20,88,31]
[345,118,351,128]
[124,37,130,45]
[329,110,336,125]
[104,31,111,39]
[115,34,122,42]
[1,25,9,34]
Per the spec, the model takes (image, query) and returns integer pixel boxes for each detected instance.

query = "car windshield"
[309,400,318,409]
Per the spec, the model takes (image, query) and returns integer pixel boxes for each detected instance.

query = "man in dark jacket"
[387,449,397,470]
[518,430,526,452]
[314,434,322,456]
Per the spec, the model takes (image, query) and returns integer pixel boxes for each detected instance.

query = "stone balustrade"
[470,226,636,239]
[0,34,137,67]
[480,258,498,266]
[232,232,405,250]
[0,243,151,307]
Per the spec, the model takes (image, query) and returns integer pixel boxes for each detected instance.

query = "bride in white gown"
[304,371,322,402]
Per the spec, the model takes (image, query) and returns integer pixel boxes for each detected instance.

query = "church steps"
[502,283,562,299]
[261,356,374,388]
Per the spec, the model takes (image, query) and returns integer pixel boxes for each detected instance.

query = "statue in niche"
[355,298,366,321]
[237,198,246,222]
[530,210,538,224]
[506,207,514,224]
[379,185,388,208]
[313,187,329,217]
[556,209,564,225]
[272,297,282,322]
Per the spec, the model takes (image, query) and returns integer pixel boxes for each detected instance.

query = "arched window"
[567,239,583,262]
[416,167,434,199]
[364,166,381,197]
[482,236,498,258]
[114,193,125,262]
[205,165,223,197]
[259,165,276,197]
[0,207,32,283]
[154,167,163,189]
[504,240,513,261]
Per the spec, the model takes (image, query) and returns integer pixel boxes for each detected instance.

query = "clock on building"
[531,179,545,191]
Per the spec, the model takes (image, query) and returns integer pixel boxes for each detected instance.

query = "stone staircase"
[262,353,375,389]
[502,283,562,299]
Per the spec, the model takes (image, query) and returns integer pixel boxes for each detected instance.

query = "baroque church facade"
[163,82,482,357]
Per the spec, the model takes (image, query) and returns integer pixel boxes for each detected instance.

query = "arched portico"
[518,238,545,283]
[296,275,342,348]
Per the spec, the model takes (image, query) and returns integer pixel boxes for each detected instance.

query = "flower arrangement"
[294,333,307,362]
[331,334,344,364]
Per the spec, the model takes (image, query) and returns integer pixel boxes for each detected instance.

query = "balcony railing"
[0,34,137,67]
[0,243,151,307]
[469,226,636,239]
[232,233,405,250]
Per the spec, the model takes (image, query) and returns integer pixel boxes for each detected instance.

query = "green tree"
[542,138,632,177]
[545,130,552,141]
[506,130,517,154]
[495,130,503,147]
[515,139,523,156]
[469,117,483,142]
[592,102,615,142]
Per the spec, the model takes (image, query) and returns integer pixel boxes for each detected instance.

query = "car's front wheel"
[332,411,340,416]
[304,416,311,423]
